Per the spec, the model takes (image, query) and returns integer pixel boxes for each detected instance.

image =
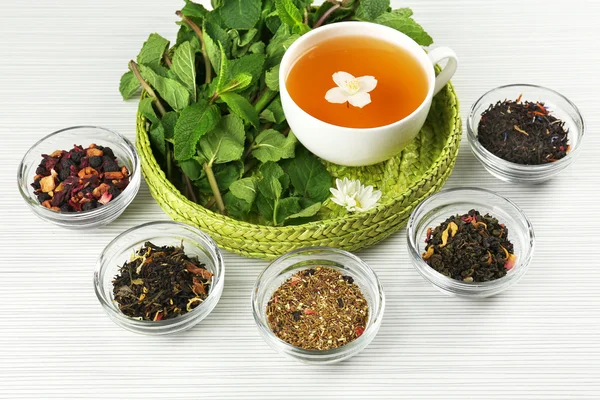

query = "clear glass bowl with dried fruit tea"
[18,126,140,229]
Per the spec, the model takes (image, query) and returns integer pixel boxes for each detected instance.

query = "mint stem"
[272,198,279,226]
[129,60,167,116]
[163,52,172,67]
[184,174,198,203]
[253,89,277,113]
[166,146,173,182]
[204,163,225,214]
[176,10,212,84]
[205,197,216,209]
[314,3,341,28]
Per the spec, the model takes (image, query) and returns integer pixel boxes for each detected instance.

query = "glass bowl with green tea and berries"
[94,221,224,335]
[468,84,584,184]
[252,247,384,364]
[18,126,140,229]
[407,188,535,298]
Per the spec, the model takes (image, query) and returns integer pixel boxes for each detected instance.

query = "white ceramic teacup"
[279,21,458,166]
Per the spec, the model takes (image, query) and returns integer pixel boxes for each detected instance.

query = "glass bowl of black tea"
[17,126,140,229]
[467,84,584,184]
[252,247,385,364]
[94,221,225,335]
[407,188,535,298]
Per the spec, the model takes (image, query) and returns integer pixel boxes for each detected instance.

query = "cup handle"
[428,47,458,96]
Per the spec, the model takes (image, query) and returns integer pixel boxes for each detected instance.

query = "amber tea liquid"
[286,35,429,129]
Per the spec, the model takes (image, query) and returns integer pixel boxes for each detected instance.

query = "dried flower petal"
[422,246,435,260]
[355,326,365,337]
[505,253,517,270]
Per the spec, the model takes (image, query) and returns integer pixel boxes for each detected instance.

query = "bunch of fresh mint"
[119,0,432,226]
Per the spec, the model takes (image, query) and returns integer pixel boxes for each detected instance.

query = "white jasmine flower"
[330,178,382,212]
[325,71,378,108]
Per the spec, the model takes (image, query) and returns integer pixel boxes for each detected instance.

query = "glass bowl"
[94,221,225,335]
[252,247,385,364]
[17,126,140,229]
[467,84,585,184]
[407,188,535,298]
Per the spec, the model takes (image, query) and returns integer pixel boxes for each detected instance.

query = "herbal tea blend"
[31,144,130,212]
[477,96,569,164]
[267,266,369,350]
[423,210,517,283]
[287,35,429,128]
[112,241,213,321]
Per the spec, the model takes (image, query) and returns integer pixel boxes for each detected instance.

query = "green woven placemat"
[136,80,461,259]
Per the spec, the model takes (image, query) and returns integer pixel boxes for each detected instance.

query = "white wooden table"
[1,1,599,398]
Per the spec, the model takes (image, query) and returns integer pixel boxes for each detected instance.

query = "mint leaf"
[285,201,321,220]
[355,0,390,21]
[220,0,261,29]
[265,11,282,34]
[224,191,252,218]
[179,158,203,180]
[255,192,276,222]
[274,197,302,225]
[171,41,198,101]
[283,147,331,202]
[161,111,179,139]
[220,73,252,94]
[391,8,413,17]
[258,176,282,202]
[181,0,208,19]
[260,98,285,124]
[137,33,170,69]
[149,121,166,156]
[228,53,265,86]
[229,28,259,57]
[139,64,191,111]
[266,25,300,68]
[174,101,221,160]
[203,18,231,72]
[265,65,279,91]
[260,161,289,191]
[198,162,243,192]
[203,32,221,75]
[229,177,257,205]
[198,114,245,165]
[252,129,296,163]
[249,41,266,54]
[220,92,260,128]
[138,98,159,124]
[275,0,303,27]
[374,12,433,46]
[274,0,310,34]
[119,71,140,100]
[215,42,230,94]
